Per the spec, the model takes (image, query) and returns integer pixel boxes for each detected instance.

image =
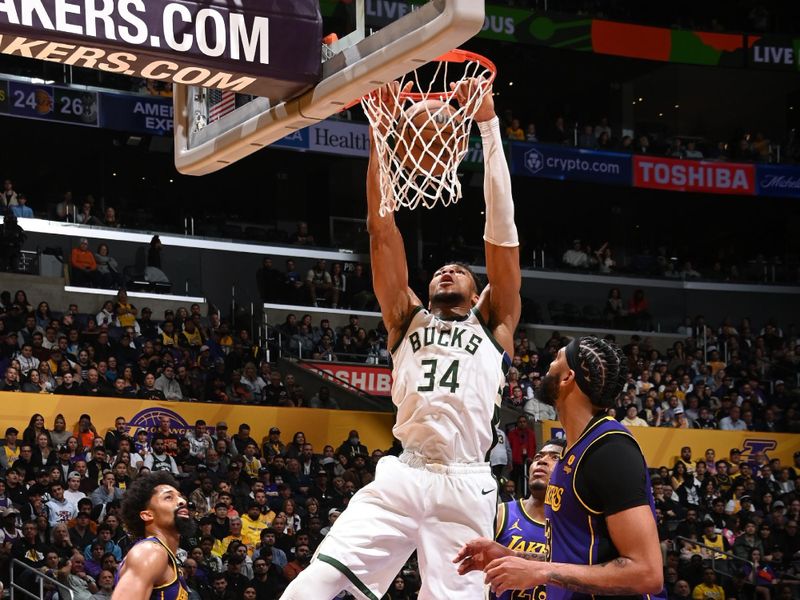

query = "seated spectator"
[551,116,570,145]
[77,200,102,226]
[505,118,525,141]
[101,207,120,228]
[1,211,26,272]
[1,178,19,207]
[667,138,685,158]
[306,260,335,307]
[525,123,537,142]
[562,239,589,268]
[10,194,33,218]
[289,221,315,246]
[154,365,182,400]
[94,244,123,289]
[594,116,611,140]
[70,238,100,287]
[55,191,77,221]
[57,552,98,600]
[596,131,611,149]
[283,259,305,304]
[347,263,376,310]
[680,262,701,279]
[684,141,704,159]
[578,125,596,149]
[628,289,651,330]
[255,257,284,303]
[621,405,649,427]
[308,386,340,410]
[595,243,615,273]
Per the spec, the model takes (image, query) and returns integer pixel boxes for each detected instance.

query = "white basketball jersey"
[390,306,508,464]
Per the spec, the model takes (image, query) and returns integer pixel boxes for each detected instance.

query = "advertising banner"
[307,120,370,158]
[99,93,174,136]
[319,1,746,67]
[1,393,395,454]
[299,361,393,397]
[510,142,632,186]
[0,79,98,127]
[633,156,755,196]
[756,164,800,198]
[0,0,322,98]
[747,35,800,71]
[271,129,310,151]
[541,420,800,469]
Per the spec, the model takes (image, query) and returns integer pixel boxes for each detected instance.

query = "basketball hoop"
[361,49,496,215]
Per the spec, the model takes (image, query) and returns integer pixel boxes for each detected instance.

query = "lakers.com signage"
[0,0,322,98]
[541,420,800,468]
[0,393,395,453]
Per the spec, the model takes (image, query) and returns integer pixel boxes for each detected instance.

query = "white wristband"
[478,117,519,247]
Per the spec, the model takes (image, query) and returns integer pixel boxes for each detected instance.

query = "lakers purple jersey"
[491,499,547,600]
[544,416,666,600]
[117,537,188,600]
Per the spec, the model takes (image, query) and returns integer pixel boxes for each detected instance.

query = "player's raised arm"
[453,78,521,355]
[365,82,421,347]
[111,541,166,600]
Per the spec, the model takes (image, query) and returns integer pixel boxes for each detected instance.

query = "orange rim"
[398,49,497,102]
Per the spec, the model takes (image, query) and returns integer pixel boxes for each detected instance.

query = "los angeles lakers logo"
[544,484,564,512]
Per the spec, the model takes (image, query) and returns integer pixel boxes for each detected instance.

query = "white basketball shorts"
[314,452,496,600]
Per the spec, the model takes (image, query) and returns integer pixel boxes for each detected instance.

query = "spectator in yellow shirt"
[114,289,137,328]
[692,568,725,600]
[505,118,525,141]
[240,503,268,556]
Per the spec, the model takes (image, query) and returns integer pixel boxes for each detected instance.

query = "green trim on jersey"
[390,305,424,355]
[317,554,380,600]
[471,307,506,356]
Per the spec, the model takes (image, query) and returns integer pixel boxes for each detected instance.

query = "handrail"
[674,535,753,578]
[10,558,74,600]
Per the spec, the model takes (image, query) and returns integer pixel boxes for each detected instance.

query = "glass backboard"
[173,0,485,175]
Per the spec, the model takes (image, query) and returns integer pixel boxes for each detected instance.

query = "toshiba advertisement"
[633,156,756,195]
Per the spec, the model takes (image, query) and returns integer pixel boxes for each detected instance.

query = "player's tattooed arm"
[513,551,546,562]
[546,558,644,595]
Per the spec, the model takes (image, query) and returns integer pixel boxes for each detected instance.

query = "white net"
[361,52,494,215]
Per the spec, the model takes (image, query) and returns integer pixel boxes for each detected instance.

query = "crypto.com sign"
[0,0,322,98]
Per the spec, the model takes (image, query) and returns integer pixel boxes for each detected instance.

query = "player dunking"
[280,78,520,599]
[492,438,565,600]
[456,336,665,600]
[112,472,195,600]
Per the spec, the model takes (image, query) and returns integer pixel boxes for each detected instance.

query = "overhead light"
[508,81,514,86]
[658,112,664,117]
[112,172,117,177]
[638,97,643,102]
[674,104,680,109]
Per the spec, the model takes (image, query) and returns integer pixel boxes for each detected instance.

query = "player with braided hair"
[455,335,665,600]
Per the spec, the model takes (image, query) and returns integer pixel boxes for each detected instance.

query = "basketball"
[396,99,467,176]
